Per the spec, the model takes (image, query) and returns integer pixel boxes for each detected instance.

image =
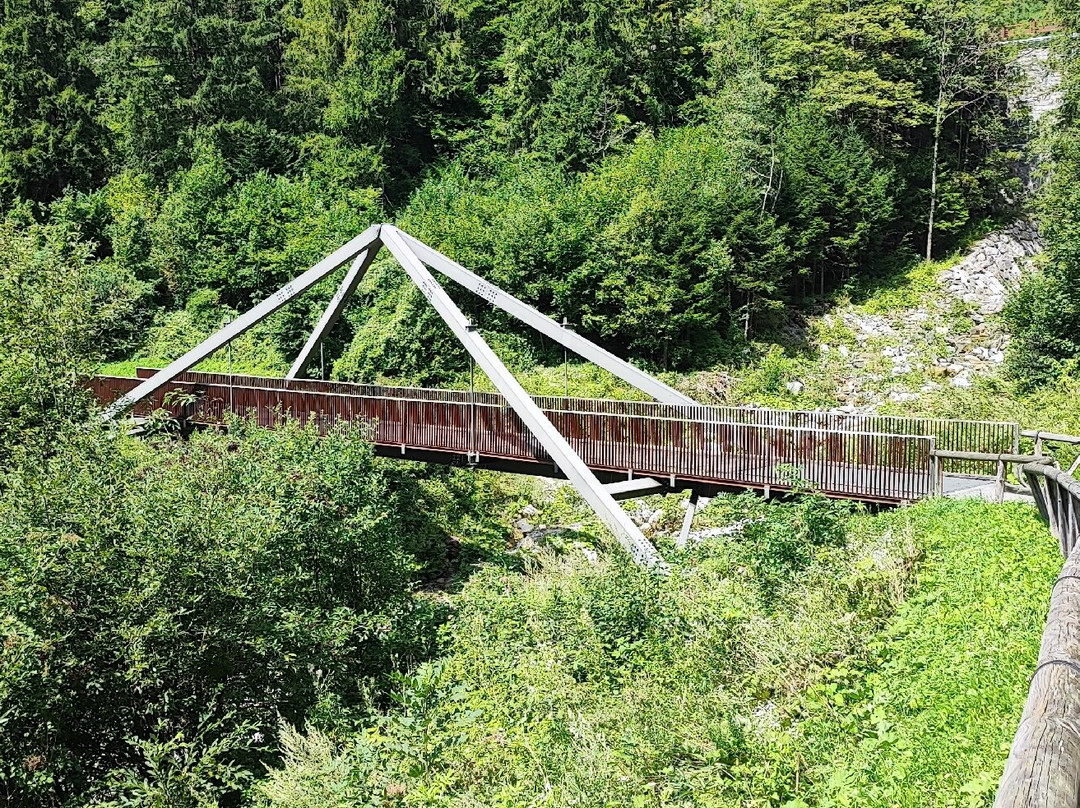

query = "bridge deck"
[89,371,1018,505]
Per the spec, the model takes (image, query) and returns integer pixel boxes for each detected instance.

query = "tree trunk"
[927,28,949,262]
[926,126,940,261]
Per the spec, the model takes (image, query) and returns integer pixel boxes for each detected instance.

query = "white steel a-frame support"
[286,227,694,406]
[101,223,677,569]
[101,224,383,420]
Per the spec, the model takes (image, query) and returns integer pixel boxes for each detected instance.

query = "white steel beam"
[396,230,696,406]
[102,224,382,419]
[676,492,711,549]
[677,491,699,549]
[603,477,668,500]
[380,225,666,570]
[287,240,381,380]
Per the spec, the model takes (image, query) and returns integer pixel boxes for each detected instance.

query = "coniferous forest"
[0,0,1051,375]
[3,0,1080,804]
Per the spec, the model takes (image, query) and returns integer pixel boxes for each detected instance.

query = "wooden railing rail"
[995,463,1080,808]
[1026,464,1080,557]
[1021,429,1080,447]
[1022,430,1080,476]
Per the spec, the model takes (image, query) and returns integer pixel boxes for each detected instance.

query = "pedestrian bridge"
[93,368,1018,506]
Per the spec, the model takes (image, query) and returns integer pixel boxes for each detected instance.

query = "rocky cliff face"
[1012,44,1065,193]
[930,44,1062,321]
[1013,45,1064,126]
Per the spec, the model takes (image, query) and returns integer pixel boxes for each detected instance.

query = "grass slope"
[797,500,1059,808]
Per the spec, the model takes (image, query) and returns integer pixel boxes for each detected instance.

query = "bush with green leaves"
[0,219,119,459]
[0,419,441,807]
[255,493,923,806]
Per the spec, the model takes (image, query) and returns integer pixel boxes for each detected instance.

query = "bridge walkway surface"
[91,369,1020,507]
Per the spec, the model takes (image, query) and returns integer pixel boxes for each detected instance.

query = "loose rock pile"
[813,218,1042,412]
[939,219,1042,315]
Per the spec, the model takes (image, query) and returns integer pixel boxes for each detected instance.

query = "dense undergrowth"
[0,405,1059,807]
[251,496,1056,808]
[795,500,1056,807]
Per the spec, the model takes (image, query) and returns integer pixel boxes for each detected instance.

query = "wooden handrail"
[931,450,1050,464]
[1021,430,1080,446]
[995,464,1080,807]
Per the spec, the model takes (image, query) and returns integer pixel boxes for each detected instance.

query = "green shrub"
[796,500,1059,807]
[0,221,102,460]
[0,420,434,806]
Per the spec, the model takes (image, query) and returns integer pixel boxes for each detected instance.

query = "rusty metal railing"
[92,373,938,503]
[131,369,1018,476]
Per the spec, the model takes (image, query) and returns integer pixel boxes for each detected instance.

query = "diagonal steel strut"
[101,224,382,419]
[287,240,381,380]
[396,230,695,406]
[380,225,667,570]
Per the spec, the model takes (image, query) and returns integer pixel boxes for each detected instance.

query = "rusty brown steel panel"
[91,374,937,503]
[563,411,584,441]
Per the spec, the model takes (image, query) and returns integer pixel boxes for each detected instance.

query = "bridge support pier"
[677,492,699,549]
[676,492,711,549]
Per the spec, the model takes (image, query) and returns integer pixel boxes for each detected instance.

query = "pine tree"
[0,0,105,204]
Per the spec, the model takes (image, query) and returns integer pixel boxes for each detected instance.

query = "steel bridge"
[93,366,1020,502]
[94,223,1023,570]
